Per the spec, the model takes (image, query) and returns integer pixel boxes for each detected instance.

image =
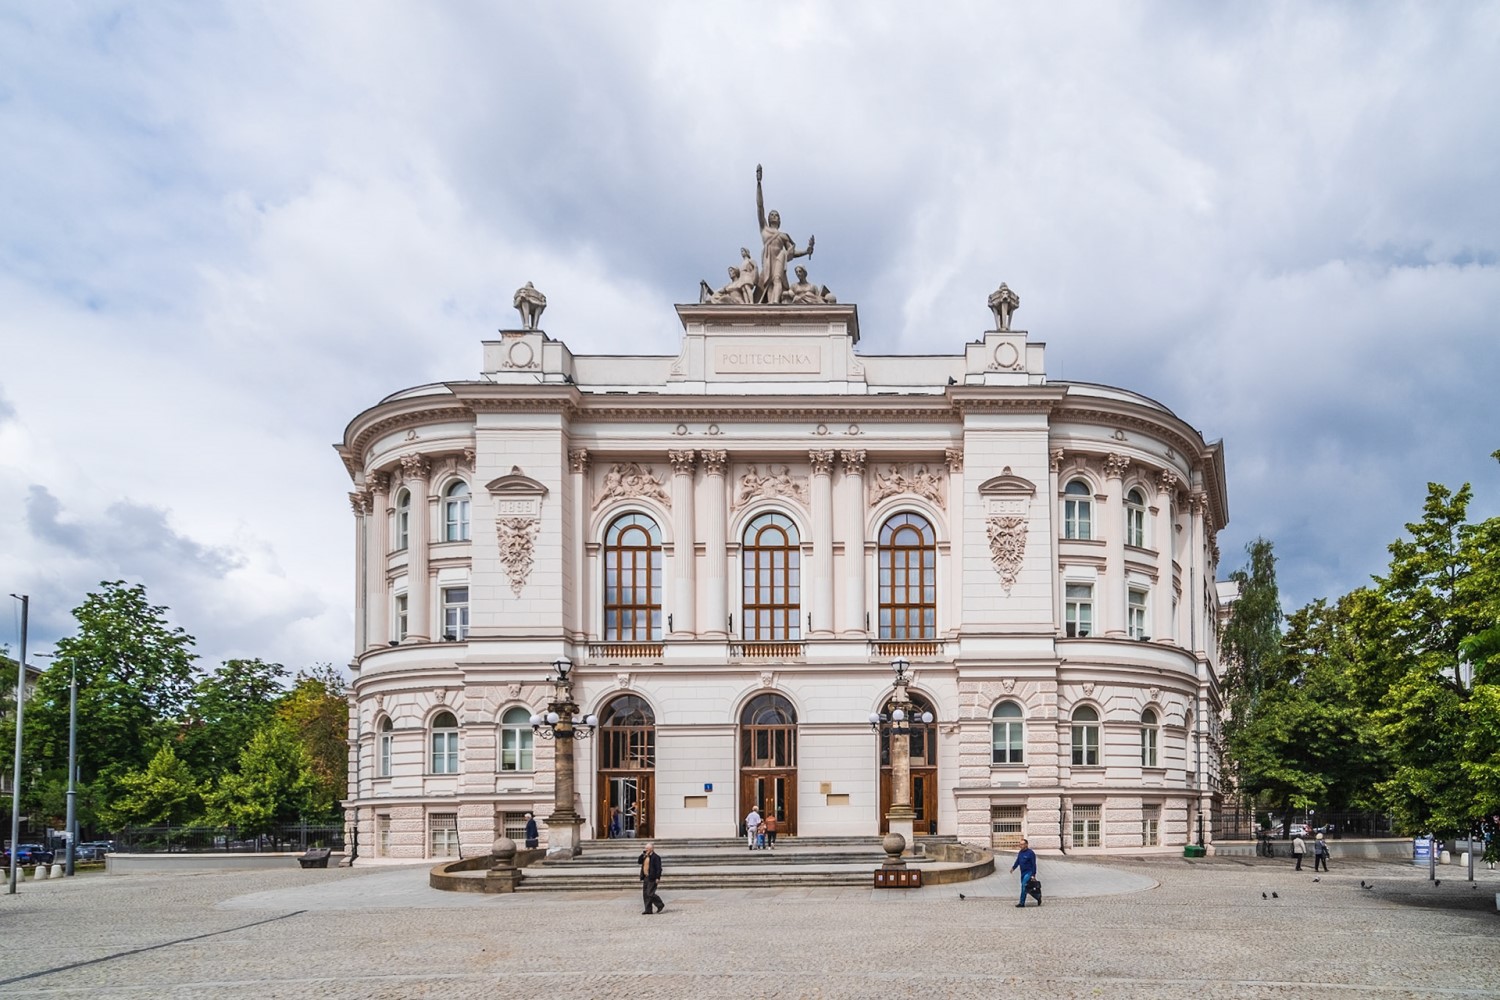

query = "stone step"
[554,850,931,867]
[517,870,875,891]
[581,835,957,850]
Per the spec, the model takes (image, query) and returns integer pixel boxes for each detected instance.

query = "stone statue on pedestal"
[789,265,836,305]
[755,164,815,304]
[988,283,1019,331]
[513,282,547,330]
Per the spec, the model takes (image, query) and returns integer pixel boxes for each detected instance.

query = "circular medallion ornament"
[507,341,535,369]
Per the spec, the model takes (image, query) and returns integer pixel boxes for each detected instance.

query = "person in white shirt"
[744,808,762,850]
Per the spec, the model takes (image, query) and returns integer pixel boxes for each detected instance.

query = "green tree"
[179,658,288,781]
[1217,538,1285,813]
[204,719,322,835]
[16,582,198,823]
[97,743,201,828]
[275,665,347,822]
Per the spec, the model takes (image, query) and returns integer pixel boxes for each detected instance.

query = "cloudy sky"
[2,2,1497,671]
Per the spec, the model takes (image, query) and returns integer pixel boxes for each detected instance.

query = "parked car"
[2,844,56,867]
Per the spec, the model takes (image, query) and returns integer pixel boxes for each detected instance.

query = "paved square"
[0,855,1496,998]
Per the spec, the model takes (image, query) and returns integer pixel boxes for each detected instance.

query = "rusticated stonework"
[985,515,1028,594]
[496,516,539,596]
[594,462,671,510]
[868,463,945,508]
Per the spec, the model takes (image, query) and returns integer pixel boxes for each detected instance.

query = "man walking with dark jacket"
[1010,838,1039,907]
[638,842,664,915]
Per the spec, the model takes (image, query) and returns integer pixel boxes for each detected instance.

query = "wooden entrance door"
[599,772,654,840]
[740,771,797,836]
[879,766,938,835]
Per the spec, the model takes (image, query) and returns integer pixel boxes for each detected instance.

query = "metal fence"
[1215,803,1396,841]
[117,824,345,853]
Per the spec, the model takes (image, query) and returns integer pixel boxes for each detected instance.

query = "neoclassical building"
[339,194,1229,860]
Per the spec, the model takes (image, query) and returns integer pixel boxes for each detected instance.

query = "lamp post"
[868,659,933,860]
[64,656,77,876]
[7,594,28,895]
[529,660,598,859]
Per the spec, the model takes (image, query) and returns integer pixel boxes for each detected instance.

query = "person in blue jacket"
[1010,838,1039,907]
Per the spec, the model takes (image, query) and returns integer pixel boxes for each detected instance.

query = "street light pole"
[8,594,28,895]
[65,658,77,876]
[529,660,598,859]
[868,659,933,856]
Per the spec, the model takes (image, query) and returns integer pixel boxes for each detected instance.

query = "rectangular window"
[500,726,534,772]
[991,805,1025,850]
[1064,499,1093,540]
[1142,805,1160,847]
[501,811,530,842]
[394,593,409,642]
[1072,723,1100,766]
[429,813,459,858]
[376,815,392,857]
[431,731,459,774]
[1073,804,1102,848]
[1065,583,1093,638]
[1128,589,1149,640]
[442,586,469,640]
[378,732,392,777]
[1126,506,1146,548]
[1142,724,1159,768]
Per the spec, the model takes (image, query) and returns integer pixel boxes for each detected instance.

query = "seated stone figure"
[789,265,835,304]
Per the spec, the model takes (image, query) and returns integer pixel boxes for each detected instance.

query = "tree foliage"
[178,658,288,780]
[204,719,322,835]
[97,743,200,828]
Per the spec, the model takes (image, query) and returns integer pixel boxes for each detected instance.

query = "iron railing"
[116,823,345,853]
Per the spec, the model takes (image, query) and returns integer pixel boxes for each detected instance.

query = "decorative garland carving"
[496,516,540,596]
[594,463,671,510]
[985,515,1028,594]
[868,464,945,508]
[735,465,809,508]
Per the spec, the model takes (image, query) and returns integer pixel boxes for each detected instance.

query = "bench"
[298,848,332,869]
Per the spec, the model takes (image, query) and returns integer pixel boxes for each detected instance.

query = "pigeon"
[1360,880,1366,888]
[1313,878,1320,883]
[1363,884,1375,890]
[958,892,966,900]
[1262,892,1267,899]
[1434,879,1441,887]
[1271,892,1279,898]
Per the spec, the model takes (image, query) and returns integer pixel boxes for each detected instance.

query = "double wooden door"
[879,766,938,835]
[600,773,653,839]
[740,771,797,836]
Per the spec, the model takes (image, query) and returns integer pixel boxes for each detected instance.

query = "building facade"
[339,282,1229,860]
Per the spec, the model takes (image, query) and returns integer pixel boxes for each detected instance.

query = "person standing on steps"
[1313,832,1330,872]
[764,812,778,850]
[744,807,762,850]
[638,842,664,915]
[1291,831,1306,871]
[1010,838,1039,907]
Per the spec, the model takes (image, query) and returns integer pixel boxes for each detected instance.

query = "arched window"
[1125,487,1147,547]
[604,514,663,641]
[1063,480,1092,540]
[394,488,412,551]
[742,513,800,641]
[499,706,533,772]
[1141,708,1159,768]
[443,481,470,542]
[378,717,394,777]
[741,693,797,768]
[1071,705,1100,766]
[991,701,1024,765]
[599,695,655,770]
[430,711,459,774]
[878,513,936,639]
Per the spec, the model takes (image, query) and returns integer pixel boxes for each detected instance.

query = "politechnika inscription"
[713,343,823,374]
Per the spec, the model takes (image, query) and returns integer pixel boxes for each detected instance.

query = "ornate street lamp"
[868,659,933,866]
[528,660,598,858]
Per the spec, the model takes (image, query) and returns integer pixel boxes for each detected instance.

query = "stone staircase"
[513,835,964,892]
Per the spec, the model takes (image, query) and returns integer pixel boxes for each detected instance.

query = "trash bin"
[1183,845,1205,858]
[298,848,332,869]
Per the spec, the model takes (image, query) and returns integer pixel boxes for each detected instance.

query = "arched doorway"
[597,695,655,839]
[739,693,798,836]
[879,692,938,834]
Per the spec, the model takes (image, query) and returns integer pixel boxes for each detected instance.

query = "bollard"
[1440,850,1451,865]
[51,862,64,878]
[35,864,49,880]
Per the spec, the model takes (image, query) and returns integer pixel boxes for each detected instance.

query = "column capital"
[667,449,697,474]
[463,448,476,472]
[1155,470,1179,495]
[944,448,964,473]
[568,448,590,473]
[1050,448,1065,473]
[700,449,729,475]
[399,453,431,481]
[840,449,867,475]
[809,449,835,475]
[367,472,390,495]
[1103,453,1130,480]
[349,490,372,516]
[1188,491,1209,515]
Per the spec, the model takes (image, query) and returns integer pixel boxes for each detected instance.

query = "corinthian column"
[1188,491,1208,655]
[401,454,432,642]
[809,449,835,638]
[569,449,590,639]
[667,449,698,637]
[1153,471,1178,644]
[841,450,867,636]
[1102,454,1129,637]
[701,450,729,638]
[366,473,390,649]
[349,488,370,651]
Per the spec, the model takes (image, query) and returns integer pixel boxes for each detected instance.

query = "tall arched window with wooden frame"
[741,512,800,641]
[603,513,663,642]
[878,512,936,639]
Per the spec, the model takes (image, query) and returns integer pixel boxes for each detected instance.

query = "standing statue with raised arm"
[756,164,815,304]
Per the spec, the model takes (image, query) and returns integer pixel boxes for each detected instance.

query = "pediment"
[977,468,1037,497]
[485,467,549,499]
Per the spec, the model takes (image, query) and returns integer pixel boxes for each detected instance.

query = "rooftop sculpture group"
[700,165,835,306]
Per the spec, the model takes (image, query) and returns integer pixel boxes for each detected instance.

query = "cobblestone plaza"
[1,856,1496,998]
